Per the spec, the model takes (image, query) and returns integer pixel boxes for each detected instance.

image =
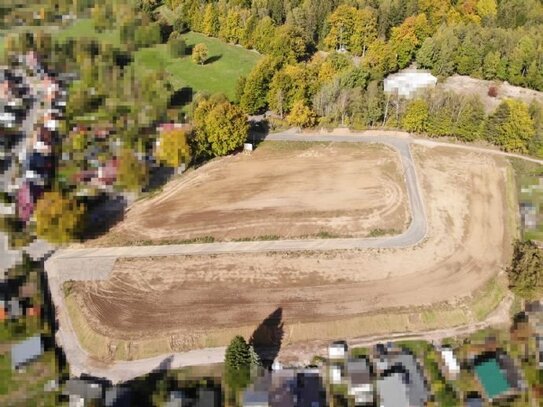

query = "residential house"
[296,369,326,407]
[346,357,374,406]
[65,378,104,407]
[473,351,524,402]
[11,334,43,370]
[243,389,270,407]
[377,372,410,407]
[373,344,429,407]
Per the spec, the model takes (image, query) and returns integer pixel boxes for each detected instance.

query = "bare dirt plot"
[440,75,543,113]
[88,142,409,246]
[68,146,516,359]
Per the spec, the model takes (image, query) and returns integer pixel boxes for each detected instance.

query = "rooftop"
[11,334,43,370]
[474,358,510,400]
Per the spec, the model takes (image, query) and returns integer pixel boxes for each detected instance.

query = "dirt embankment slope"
[71,146,514,350]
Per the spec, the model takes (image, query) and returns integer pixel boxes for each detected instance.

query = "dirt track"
[90,142,408,245]
[73,145,513,344]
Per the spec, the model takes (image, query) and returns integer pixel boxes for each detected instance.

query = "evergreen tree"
[224,335,252,402]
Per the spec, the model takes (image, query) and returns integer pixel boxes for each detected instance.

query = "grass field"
[53,18,120,45]
[133,32,261,100]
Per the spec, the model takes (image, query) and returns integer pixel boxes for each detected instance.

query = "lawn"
[53,18,120,46]
[133,31,261,100]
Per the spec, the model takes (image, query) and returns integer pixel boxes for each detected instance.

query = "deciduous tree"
[286,100,316,127]
[193,97,249,157]
[507,240,543,300]
[192,43,208,65]
[485,99,535,152]
[35,191,84,244]
[401,99,429,133]
[155,129,191,168]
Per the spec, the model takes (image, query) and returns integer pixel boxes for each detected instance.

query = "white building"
[439,346,460,379]
[329,341,348,360]
[384,69,437,99]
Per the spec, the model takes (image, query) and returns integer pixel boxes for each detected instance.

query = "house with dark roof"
[64,378,104,405]
[347,357,374,405]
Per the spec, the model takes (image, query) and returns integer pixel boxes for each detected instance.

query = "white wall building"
[384,69,437,99]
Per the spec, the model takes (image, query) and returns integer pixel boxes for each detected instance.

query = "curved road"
[45,130,542,383]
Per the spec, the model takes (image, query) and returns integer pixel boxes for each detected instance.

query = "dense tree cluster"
[193,95,249,158]
[507,240,543,300]
[399,94,542,154]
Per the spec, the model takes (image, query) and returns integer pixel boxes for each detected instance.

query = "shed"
[329,341,348,360]
[11,335,43,370]
[440,347,460,379]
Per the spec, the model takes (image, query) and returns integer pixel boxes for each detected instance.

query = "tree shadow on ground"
[249,307,284,369]
[170,86,193,107]
[205,54,222,64]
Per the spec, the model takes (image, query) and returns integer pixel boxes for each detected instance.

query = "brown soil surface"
[440,75,543,113]
[72,146,514,345]
[88,142,408,245]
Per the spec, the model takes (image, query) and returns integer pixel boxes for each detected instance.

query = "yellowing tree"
[287,100,317,128]
[156,129,192,168]
[194,97,249,157]
[192,43,208,65]
[323,6,377,56]
[390,14,431,70]
[35,191,84,244]
[401,99,429,133]
[485,99,535,152]
[476,0,497,20]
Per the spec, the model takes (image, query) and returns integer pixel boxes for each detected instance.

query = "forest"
[3,0,543,238]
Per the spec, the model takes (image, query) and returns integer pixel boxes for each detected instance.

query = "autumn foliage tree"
[155,129,191,168]
[401,99,429,133]
[193,96,249,157]
[35,191,84,244]
[192,43,208,65]
[485,99,536,152]
[287,100,317,127]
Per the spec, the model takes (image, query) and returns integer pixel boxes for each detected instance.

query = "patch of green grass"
[133,32,261,100]
[233,235,280,242]
[0,354,12,395]
[472,277,507,321]
[368,228,398,237]
[53,18,120,45]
